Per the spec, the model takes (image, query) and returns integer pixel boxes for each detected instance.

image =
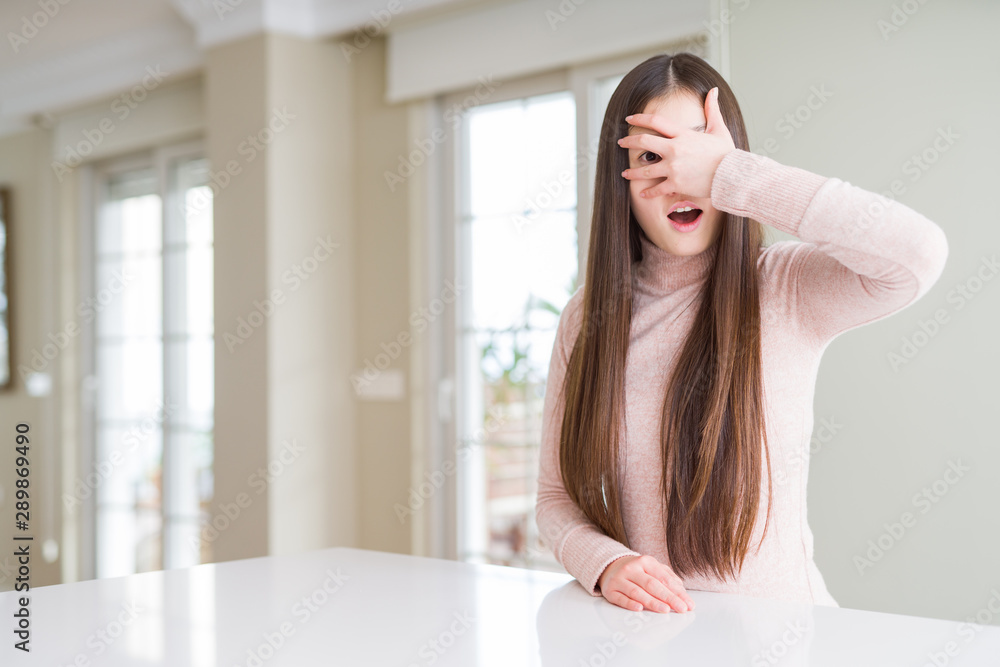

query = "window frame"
[430,38,712,566]
[78,138,212,579]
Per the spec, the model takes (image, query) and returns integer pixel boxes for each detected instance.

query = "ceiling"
[0,0,484,137]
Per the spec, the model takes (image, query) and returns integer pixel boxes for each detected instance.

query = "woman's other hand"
[597,554,696,613]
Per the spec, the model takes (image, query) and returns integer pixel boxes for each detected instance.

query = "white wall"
[726,0,1000,621]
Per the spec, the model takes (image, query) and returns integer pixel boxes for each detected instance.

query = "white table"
[2,546,998,665]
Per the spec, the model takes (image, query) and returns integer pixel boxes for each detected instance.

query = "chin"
[668,212,720,246]
[670,238,714,256]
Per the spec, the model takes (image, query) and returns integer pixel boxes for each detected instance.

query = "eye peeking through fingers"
[639,150,661,164]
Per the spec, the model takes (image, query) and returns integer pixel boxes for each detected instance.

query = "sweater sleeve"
[709,148,949,347]
[534,288,641,597]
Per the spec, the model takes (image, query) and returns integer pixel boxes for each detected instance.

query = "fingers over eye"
[618,133,652,149]
[623,165,655,180]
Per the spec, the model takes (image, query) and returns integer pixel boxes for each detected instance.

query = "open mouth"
[667,208,702,224]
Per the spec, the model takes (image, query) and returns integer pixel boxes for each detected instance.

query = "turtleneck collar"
[633,230,717,294]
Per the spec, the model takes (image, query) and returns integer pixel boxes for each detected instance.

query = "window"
[86,143,214,578]
[458,90,579,568]
[443,43,706,572]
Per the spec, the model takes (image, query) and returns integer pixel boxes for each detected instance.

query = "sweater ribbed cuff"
[710,148,829,237]
[560,527,642,597]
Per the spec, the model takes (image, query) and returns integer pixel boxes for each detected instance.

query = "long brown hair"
[558,52,773,581]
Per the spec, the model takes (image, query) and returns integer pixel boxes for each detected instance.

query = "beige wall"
[350,36,414,555]
[199,30,406,560]
[0,128,62,588]
[264,32,358,556]
[0,33,413,588]
[204,33,272,562]
[727,0,1000,620]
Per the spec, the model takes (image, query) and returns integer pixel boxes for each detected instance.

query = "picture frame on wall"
[0,187,10,389]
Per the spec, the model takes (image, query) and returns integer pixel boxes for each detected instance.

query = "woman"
[534,52,948,614]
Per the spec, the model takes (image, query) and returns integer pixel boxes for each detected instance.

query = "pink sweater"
[535,148,949,607]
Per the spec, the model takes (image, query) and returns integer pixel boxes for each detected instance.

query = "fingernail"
[625,115,633,121]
